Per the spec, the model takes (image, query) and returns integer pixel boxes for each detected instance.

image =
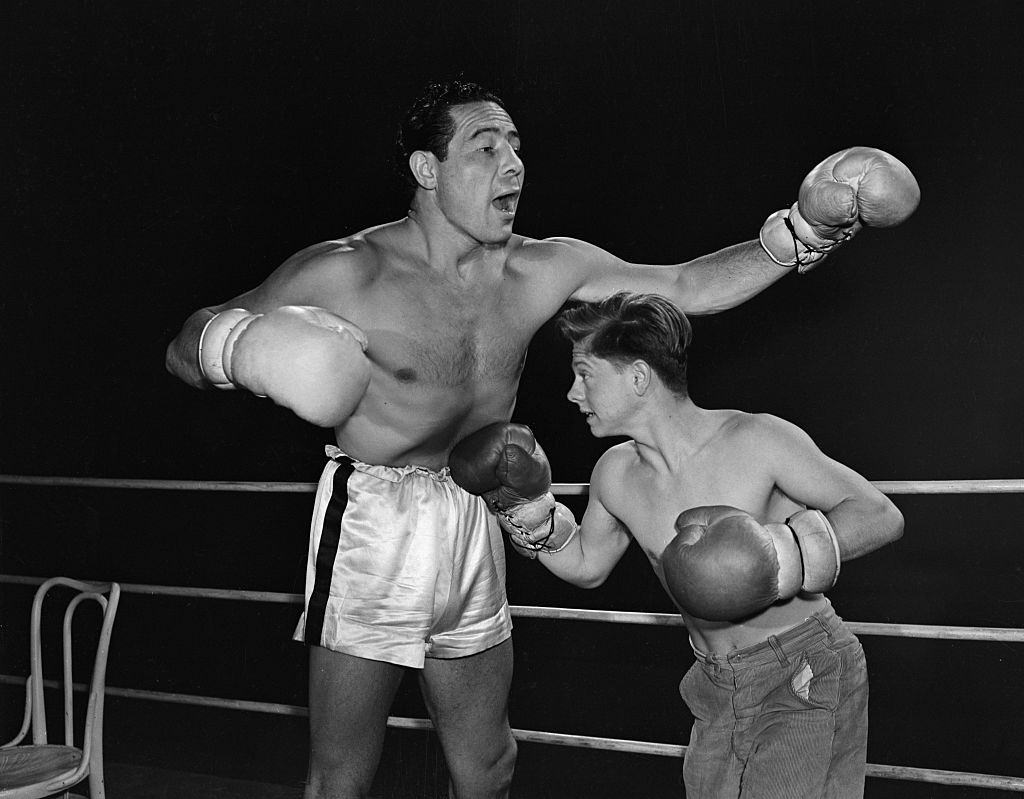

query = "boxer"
[481,293,903,798]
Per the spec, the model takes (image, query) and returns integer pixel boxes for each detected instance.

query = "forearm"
[678,240,792,315]
[822,494,905,561]
[534,534,611,589]
[165,307,218,389]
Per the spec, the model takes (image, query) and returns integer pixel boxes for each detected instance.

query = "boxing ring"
[1,474,1023,794]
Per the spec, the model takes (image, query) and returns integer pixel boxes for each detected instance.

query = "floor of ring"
[105,762,308,799]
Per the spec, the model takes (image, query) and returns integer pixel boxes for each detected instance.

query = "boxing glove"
[449,422,553,509]
[661,506,841,622]
[760,146,920,272]
[198,305,371,428]
[449,422,577,557]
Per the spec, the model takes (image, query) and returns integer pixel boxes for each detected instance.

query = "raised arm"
[556,146,920,315]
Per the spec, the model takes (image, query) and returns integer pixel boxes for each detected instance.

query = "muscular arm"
[533,454,633,588]
[759,415,904,561]
[542,237,791,316]
[164,241,366,388]
[539,146,919,314]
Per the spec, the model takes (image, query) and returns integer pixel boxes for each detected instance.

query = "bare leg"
[419,639,516,799]
[305,645,405,799]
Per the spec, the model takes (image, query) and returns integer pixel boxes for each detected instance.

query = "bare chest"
[361,276,533,388]
[607,456,778,563]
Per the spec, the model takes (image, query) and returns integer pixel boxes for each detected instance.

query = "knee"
[492,735,517,786]
[450,734,517,797]
[307,756,376,799]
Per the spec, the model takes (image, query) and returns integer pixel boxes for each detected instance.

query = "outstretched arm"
[561,238,790,316]
[524,456,634,588]
[554,146,920,315]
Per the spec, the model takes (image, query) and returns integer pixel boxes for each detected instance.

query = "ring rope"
[2,575,1022,643]
[2,475,1024,495]
[0,674,1020,791]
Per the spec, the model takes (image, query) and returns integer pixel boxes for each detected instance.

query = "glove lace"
[505,508,578,555]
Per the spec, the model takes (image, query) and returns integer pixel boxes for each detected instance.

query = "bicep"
[212,243,367,315]
[764,418,885,512]
[548,238,698,309]
[577,468,633,572]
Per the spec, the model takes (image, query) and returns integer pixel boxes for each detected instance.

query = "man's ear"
[632,361,653,395]
[409,151,437,190]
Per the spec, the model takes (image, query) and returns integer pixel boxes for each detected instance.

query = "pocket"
[783,646,843,711]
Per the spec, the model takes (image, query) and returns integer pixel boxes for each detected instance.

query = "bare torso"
[250,219,574,469]
[598,410,827,655]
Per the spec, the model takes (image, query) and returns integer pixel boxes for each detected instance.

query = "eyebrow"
[467,126,521,144]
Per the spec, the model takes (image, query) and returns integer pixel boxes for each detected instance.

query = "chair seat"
[0,744,83,789]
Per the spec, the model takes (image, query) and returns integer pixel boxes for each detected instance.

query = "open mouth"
[492,191,519,215]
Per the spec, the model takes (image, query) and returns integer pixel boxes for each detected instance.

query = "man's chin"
[481,229,514,247]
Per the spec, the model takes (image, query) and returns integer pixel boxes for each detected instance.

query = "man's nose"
[503,147,523,176]
[567,379,582,403]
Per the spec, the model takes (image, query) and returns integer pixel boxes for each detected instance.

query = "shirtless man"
[492,292,904,797]
[164,80,917,798]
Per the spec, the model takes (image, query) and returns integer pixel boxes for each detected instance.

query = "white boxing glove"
[198,305,371,427]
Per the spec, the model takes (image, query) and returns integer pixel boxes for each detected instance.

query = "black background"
[3,1,1024,796]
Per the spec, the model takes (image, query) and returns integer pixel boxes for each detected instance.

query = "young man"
[164,79,916,799]
[496,292,903,798]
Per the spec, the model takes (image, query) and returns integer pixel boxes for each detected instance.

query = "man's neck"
[405,203,504,274]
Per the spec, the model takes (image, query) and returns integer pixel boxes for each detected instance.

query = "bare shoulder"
[508,235,618,282]
[273,223,395,289]
[510,236,616,271]
[590,441,640,496]
[726,411,816,456]
[243,220,402,310]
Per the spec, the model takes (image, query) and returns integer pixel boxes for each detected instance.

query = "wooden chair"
[0,577,121,798]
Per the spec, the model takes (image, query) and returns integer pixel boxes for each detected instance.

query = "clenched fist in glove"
[198,305,371,428]
[760,147,921,272]
[661,506,841,621]
[449,422,578,558]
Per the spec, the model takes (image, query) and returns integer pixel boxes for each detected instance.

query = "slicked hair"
[557,292,692,397]
[395,80,507,193]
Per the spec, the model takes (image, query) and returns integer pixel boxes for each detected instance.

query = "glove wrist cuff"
[198,308,254,389]
[787,509,841,592]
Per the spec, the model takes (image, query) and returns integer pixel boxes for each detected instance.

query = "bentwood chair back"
[0,577,121,799]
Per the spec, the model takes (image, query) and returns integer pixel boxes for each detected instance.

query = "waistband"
[692,603,845,669]
[324,445,452,483]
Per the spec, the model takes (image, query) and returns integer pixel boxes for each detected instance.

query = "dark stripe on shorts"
[304,457,355,646]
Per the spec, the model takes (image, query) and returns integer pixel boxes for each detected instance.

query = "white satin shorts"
[293,446,512,668]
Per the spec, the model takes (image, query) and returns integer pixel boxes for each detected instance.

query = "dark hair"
[557,293,692,396]
[395,80,507,192]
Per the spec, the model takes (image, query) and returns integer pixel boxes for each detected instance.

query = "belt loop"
[767,635,789,665]
[812,611,832,641]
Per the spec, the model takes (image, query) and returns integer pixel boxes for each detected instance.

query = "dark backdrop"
[3,1,1023,797]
